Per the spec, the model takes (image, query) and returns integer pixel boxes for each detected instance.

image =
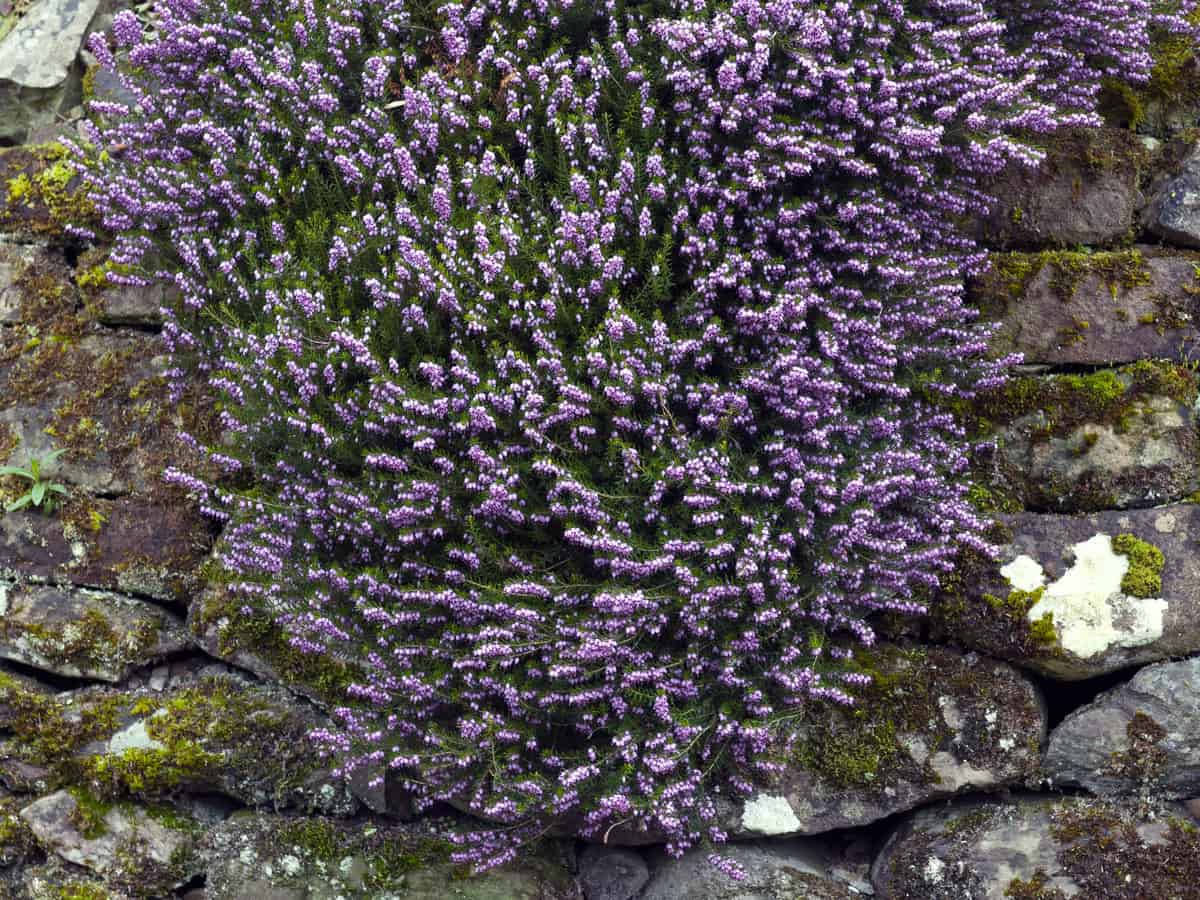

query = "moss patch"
[1048,802,1200,898]
[1099,9,1200,132]
[932,544,1063,666]
[193,583,360,705]
[1104,711,1169,787]
[974,248,1150,316]
[0,142,98,238]
[1111,534,1165,597]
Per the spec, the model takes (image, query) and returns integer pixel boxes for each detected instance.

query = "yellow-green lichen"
[48,882,112,900]
[1111,533,1164,597]
[5,172,32,206]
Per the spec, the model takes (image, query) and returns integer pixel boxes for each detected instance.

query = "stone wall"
[4,1,1200,898]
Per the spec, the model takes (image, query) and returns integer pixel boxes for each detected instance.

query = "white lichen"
[740,794,801,836]
[1004,534,1167,659]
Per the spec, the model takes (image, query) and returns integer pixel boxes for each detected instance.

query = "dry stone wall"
[2,0,1200,898]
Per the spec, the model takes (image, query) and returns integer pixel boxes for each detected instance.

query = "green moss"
[786,646,956,791]
[1111,533,1164,597]
[67,787,114,840]
[81,64,99,104]
[5,172,32,205]
[1099,9,1200,131]
[49,883,112,900]
[196,586,359,704]
[1028,612,1058,646]
[1005,870,1068,900]
[1,607,161,677]
[983,587,1058,649]
[965,361,1198,445]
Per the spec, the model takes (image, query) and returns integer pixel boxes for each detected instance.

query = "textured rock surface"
[0,497,210,604]
[870,796,1200,899]
[977,129,1144,247]
[19,789,197,881]
[719,645,1045,838]
[980,365,1200,512]
[983,250,1200,365]
[946,505,1200,680]
[198,813,580,900]
[0,0,100,143]
[0,581,187,680]
[97,279,174,328]
[640,839,860,900]
[577,845,649,900]
[0,241,39,326]
[1044,657,1200,797]
[60,672,358,814]
[1146,144,1200,248]
[993,388,1198,510]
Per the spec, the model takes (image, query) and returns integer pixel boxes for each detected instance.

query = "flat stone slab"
[976,128,1145,248]
[97,280,175,328]
[0,0,101,89]
[198,813,579,900]
[640,839,862,900]
[0,581,187,681]
[20,790,196,881]
[973,363,1200,513]
[0,495,210,604]
[982,249,1200,365]
[870,796,1200,899]
[0,0,98,144]
[942,504,1200,680]
[1146,143,1200,249]
[1044,657,1200,797]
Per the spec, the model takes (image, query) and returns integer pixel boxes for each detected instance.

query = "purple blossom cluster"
[78,0,1194,870]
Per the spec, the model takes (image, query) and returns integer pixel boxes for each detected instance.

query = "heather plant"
[76,0,1195,873]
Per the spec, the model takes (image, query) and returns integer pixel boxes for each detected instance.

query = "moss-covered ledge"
[963,361,1200,512]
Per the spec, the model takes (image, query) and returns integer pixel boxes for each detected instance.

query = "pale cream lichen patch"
[1018,533,1168,659]
[1000,555,1046,592]
[107,719,165,754]
[740,794,801,835]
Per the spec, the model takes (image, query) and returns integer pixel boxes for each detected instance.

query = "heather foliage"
[79,0,1194,871]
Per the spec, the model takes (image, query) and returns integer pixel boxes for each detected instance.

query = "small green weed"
[0,448,69,513]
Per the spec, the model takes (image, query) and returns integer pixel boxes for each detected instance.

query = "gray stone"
[0,242,39,326]
[199,813,579,900]
[0,0,101,143]
[977,128,1144,247]
[97,279,176,327]
[0,405,127,496]
[950,505,1200,680]
[640,839,857,900]
[983,250,1200,365]
[990,383,1199,512]
[0,581,188,681]
[714,645,1045,839]
[0,495,210,605]
[578,845,648,900]
[870,796,1199,899]
[1146,144,1200,248]
[1044,657,1200,797]
[20,789,197,880]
